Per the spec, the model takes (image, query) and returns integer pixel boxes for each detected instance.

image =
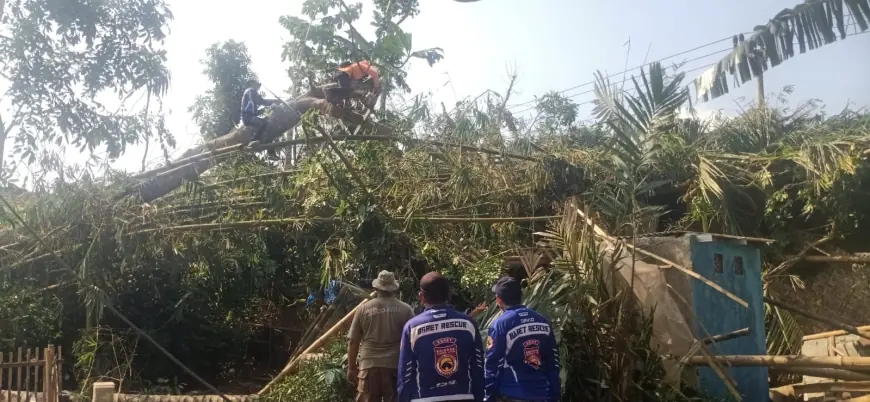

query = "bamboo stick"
[771,367,870,381]
[686,355,870,369]
[135,134,538,181]
[258,291,376,396]
[0,352,4,402]
[702,328,750,345]
[787,381,870,395]
[804,255,870,264]
[763,296,870,341]
[847,395,870,402]
[804,325,870,341]
[572,206,749,308]
[128,215,564,236]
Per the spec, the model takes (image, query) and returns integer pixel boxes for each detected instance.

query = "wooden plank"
[6,350,11,402]
[16,347,22,402]
[43,347,51,402]
[34,347,40,402]
[56,345,62,399]
[25,348,31,402]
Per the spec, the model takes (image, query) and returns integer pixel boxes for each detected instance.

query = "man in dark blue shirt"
[240,79,279,158]
[398,272,484,402]
[484,277,560,402]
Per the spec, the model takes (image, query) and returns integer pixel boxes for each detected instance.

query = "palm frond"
[695,0,870,102]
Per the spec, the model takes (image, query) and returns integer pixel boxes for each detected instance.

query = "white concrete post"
[92,382,115,402]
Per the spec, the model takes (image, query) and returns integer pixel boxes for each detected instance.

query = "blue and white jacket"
[240,87,275,121]
[398,305,484,402]
[484,305,560,402]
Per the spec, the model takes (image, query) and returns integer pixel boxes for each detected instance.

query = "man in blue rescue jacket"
[484,276,560,402]
[398,272,484,402]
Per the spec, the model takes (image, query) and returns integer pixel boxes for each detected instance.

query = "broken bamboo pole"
[702,328,750,345]
[257,291,377,396]
[803,255,870,264]
[771,367,870,381]
[685,355,870,369]
[790,381,870,395]
[803,325,870,341]
[763,296,870,342]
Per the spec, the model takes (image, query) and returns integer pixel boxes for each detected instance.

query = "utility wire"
[507,13,863,111]
[504,33,751,110]
[510,27,868,116]
[509,46,736,113]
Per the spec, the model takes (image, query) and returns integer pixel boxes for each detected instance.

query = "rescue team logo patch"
[486,336,493,350]
[433,337,459,377]
[523,339,542,369]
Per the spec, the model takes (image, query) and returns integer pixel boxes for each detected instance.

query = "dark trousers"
[325,71,354,104]
[241,115,268,142]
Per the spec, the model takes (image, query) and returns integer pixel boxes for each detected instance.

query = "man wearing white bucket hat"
[349,270,415,402]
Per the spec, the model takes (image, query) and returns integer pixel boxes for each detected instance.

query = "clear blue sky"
[111,0,870,172]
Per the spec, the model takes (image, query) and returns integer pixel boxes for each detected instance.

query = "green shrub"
[264,339,354,402]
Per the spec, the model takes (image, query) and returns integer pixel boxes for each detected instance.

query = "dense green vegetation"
[0,0,868,401]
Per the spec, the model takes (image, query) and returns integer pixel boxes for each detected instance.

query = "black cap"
[491,276,522,301]
[245,79,261,87]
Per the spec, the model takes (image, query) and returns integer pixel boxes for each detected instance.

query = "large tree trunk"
[129,97,327,203]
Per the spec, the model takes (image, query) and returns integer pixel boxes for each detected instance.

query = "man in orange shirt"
[326,60,381,108]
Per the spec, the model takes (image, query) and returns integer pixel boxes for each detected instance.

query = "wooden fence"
[0,346,62,402]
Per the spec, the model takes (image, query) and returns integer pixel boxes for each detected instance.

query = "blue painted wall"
[690,237,768,401]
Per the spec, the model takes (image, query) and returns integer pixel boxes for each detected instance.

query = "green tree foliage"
[189,41,259,139]
[2,0,870,398]
[0,0,176,183]
[264,339,354,402]
[279,0,443,104]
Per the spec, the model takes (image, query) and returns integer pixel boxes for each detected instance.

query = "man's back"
[398,305,484,402]
[484,306,560,401]
[351,296,414,369]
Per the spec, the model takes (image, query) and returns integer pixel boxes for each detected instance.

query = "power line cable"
[510,27,867,116]
[504,33,751,110]
[509,46,736,112]
[507,13,863,111]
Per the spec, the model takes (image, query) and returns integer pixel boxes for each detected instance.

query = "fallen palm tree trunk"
[258,291,377,396]
[127,97,539,203]
[127,97,325,202]
[686,355,870,369]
